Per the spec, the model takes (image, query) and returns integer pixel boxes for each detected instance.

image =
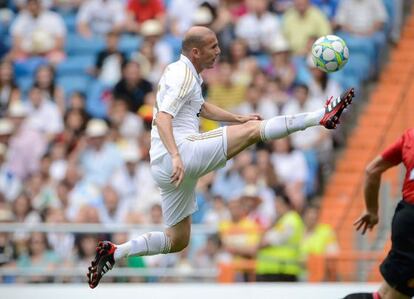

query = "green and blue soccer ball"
[311,35,349,73]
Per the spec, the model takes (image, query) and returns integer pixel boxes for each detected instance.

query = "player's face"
[199,33,221,69]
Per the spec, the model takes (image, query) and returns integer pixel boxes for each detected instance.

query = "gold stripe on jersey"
[169,66,193,113]
[186,130,223,141]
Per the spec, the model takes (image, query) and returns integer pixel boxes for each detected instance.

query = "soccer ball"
[311,35,349,73]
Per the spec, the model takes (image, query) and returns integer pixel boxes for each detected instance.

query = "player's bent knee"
[169,236,189,253]
[242,120,262,143]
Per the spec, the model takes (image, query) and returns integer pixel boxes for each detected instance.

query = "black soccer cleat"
[319,87,355,129]
[87,241,116,289]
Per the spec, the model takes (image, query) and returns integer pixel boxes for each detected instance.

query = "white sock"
[114,232,172,261]
[260,109,325,142]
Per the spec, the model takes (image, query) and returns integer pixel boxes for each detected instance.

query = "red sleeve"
[381,134,404,165]
[126,0,135,12]
[155,0,165,14]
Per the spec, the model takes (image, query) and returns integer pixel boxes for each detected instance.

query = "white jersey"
[150,54,204,163]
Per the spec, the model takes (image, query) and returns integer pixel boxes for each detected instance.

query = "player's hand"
[353,212,379,235]
[236,114,262,123]
[170,153,185,187]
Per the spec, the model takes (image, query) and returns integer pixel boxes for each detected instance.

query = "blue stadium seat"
[56,55,96,76]
[343,53,372,81]
[86,79,112,118]
[57,74,90,94]
[254,54,271,70]
[16,76,34,95]
[63,13,77,34]
[65,33,105,55]
[118,35,142,56]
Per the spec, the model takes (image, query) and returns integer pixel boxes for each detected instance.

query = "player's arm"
[354,156,398,234]
[154,111,184,187]
[200,102,261,123]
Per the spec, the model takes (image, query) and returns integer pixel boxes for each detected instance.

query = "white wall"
[0,283,381,299]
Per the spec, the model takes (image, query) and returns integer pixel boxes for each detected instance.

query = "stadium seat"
[62,13,77,34]
[56,55,96,76]
[118,35,142,56]
[16,76,34,95]
[65,33,105,55]
[86,79,112,118]
[57,74,90,94]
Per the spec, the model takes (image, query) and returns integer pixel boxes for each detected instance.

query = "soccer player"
[87,26,354,288]
[343,128,414,299]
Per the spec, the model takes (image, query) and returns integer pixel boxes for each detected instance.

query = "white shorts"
[150,127,228,227]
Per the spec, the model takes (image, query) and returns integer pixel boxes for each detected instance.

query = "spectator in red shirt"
[125,0,165,34]
[344,128,414,299]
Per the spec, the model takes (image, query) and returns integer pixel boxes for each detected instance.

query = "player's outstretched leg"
[226,88,355,159]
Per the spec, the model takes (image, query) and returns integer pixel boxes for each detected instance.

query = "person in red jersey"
[343,128,414,299]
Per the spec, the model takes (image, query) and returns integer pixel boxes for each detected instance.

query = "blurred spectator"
[125,0,165,34]
[211,150,251,200]
[271,137,308,212]
[282,84,332,193]
[96,185,129,225]
[283,0,331,56]
[235,0,282,53]
[113,60,153,113]
[25,85,64,138]
[0,196,14,267]
[334,0,387,38]
[193,234,231,271]
[306,57,341,101]
[74,234,100,269]
[44,207,74,261]
[0,142,22,201]
[255,194,305,282]
[265,35,296,91]
[235,83,278,120]
[70,119,123,187]
[68,91,87,112]
[6,103,48,180]
[58,108,88,153]
[0,60,20,117]
[131,19,173,85]
[301,203,338,258]
[219,197,261,281]
[207,61,247,111]
[203,195,231,225]
[167,0,201,36]
[270,0,294,15]
[240,169,276,228]
[16,231,60,283]
[10,0,66,63]
[77,0,126,38]
[33,64,65,113]
[255,147,282,192]
[92,31,126,87]
[108,98,144,142]
[227,38,257,86]
[111,142,159,216]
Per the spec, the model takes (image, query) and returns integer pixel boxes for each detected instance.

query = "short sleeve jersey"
[150,55,204,162]
[381,128,414,203]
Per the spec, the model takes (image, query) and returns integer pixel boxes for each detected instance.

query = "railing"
[0,223,219,281]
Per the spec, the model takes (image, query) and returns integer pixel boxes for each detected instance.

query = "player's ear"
[192,47,201,58]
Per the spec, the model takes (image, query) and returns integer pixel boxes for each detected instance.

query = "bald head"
[182,26,215,53]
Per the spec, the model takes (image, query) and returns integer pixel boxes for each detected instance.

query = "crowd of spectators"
[0,0,407,283]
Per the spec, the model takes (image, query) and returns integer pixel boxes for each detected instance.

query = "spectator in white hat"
[71,119,123,187]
